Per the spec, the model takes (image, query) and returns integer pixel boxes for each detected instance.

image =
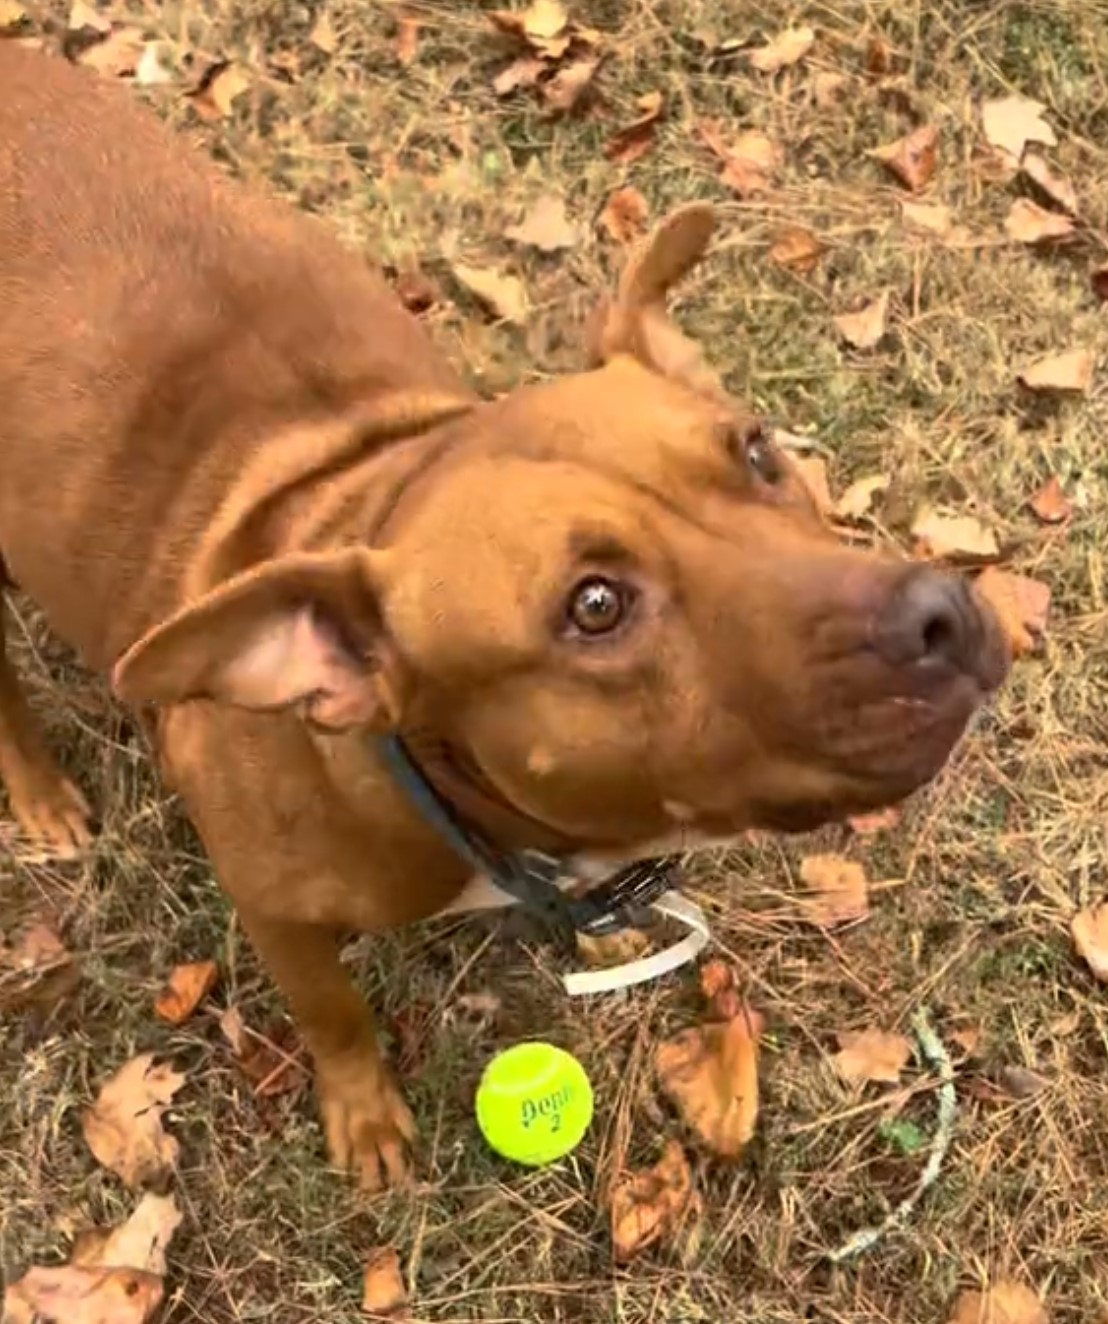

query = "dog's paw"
[318,1061,417,1192]
[5,767,93,860]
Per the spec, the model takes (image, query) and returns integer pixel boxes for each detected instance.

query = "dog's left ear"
[587,202,726,399]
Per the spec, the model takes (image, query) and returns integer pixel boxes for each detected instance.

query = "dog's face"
[114,205,1008,849]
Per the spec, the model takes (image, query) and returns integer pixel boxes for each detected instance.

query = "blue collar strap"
[377,734,677,938]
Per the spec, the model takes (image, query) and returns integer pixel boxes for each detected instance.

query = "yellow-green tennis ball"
[476,1042,594,1166]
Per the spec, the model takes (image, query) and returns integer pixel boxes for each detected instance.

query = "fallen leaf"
[2,1266,163,1324]
[793,455,833,515]
[604,90,664,164]
[576,927,651,968]
[74,1194,182,1278]
[655,1005,763,1157]
[996,1064,1050,1099]
[872,124,938,192]
[749,24,815,73]
[154,960,218,1025]
[973,568,1050,658]
[1048,1006,1081,1038]
[981,94,1057,163]
[948,1281,1049,1324]
[901,199,952,235]
[847,804,901,835]
[451,263,529,323]
[67,0,110,32]
[833,290,890,349]
[768,225,824,273]
[490,0,568,52]
[134,42,173,86]
[220,1007,308,1097]
[542,53,602,113]
[1017,348,1093,393]
[799,854,870,928]
[1020,153,1077,214]
[598,185,650,244]
[1072,901,1108,981]
[610,1140,695,1263]
[492,55,545,96]
[699,959,741,1021]
[1028,475,1071,525]
[190,62,250,120]
[0,0,27,30]
[362,1245,407,1316]
[1092,265,1108,303]
[865,33,894,76]
[911,508,999,562]
[506,194,580,252]
[835,473,889,521]
[949,1025,981,1059]
[1004,198,1074,244]
[395,14,420,65]
[699,121,780,197]
[833,1028,912,1085]
[75,27,145,78]
[82,1053,185,1188]
[309,10,337,54]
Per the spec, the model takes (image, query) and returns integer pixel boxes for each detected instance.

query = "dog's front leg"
[237,908,415,1191]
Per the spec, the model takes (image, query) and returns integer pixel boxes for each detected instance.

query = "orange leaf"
[749,25,815,73]
[947,1280,1050,1324]
[768,225,824,273]
[1004,198,1074,244]
[361,1245,408,1317]
[1017,348,1094,393]
[833,290,889,349]
[604,90,664,164]
[911,508,999,563]
[872,123,938,192]
[655,1006,763,1157]
[598,186,650,244]
[799,854,869,928]
[81,1054,185,1188]
[153,959,218,1025]
[833,1027,911,1085]
[1020,153,1077,214]
[973,568,1050,658]
[1072,901,1108,982]
[190,63,250,121]
[610,1140,695,1263]
[1028,475,1071,525]
[834,473,889,521]
[981,94,1057,162]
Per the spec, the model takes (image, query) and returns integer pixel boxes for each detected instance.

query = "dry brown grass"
[3,0,1108,1320]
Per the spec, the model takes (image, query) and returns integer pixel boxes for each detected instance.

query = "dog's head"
[113,205,1008,849]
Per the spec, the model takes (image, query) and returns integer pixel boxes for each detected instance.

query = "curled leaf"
[833,1027,911,1085]
[1017,348,1093,394]
[833,290,889,349]
[154,960,218,1025]
[1004,198,1074,244]
[1072,901,1108,982]
[973,568,1050,658]
[1028,475,1071,525]
[799,854,869,928]
[610,1140,695,1263]
[749,25,815,73]
[362,1245,408,1316]
[872,124,938,192]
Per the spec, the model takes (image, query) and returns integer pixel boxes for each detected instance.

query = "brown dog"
[0,44,1007,1189]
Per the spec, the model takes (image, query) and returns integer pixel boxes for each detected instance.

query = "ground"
[2,1,1108,1321]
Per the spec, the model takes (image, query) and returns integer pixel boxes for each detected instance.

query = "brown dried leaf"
[361,1245,408,1317]
[698,958,741,1021]
[1072,901,1108,982]
[872,124,938,192]
[154,959,218,1025]
[395,14,421,65]
[799,854,869,928]
[0,920,74,1010]
[973,568,1050,658]
[492,55,545,96]
[833,290,889,349]
[948,1281,1049,1324]
[190,63,250,121]
[2,1266,163,1324]
[768,225,824,273]
[698,121,780,197]
[901,199,952,235]
[1028,475,1071,525]
[604,90,664,164]
[834,473,889,521]
[655,1006,763,1157]
[1093,265,1108,303]
[75,26,145,78]
[792,455,833,516]
[996,1064,1050,1099]
[220,1007,308,1097]
[598,186,650,244]
[749,24,815,73]
[981,94,1057,163]
[542,53,602,113]
[610,1140,694,1263]
[310,11,337,54]
[82,1054,185,1188]
[833,1028,911,1085]
[75,1194,182,1277]
[911,508,999,562]
[1017,348,1094,393]
[1021,153,1077,214]
[452,263,528,323]
[1004,198,1075,244]
[506,194,580,252]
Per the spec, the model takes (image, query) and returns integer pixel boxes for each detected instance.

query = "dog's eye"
[732,420,782,485]
[566,577,632,637]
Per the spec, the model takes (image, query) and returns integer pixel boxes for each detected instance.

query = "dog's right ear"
[587,202,727,399]
[112,548,407,731]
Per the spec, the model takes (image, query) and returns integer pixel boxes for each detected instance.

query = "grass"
[3,0,1108,1319]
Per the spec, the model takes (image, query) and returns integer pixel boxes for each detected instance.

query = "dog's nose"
[873,568,979,672]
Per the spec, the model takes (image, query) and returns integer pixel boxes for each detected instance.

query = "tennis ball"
[476,1042,594,1166]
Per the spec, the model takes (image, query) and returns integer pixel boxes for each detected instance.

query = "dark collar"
[377,735,677,939]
